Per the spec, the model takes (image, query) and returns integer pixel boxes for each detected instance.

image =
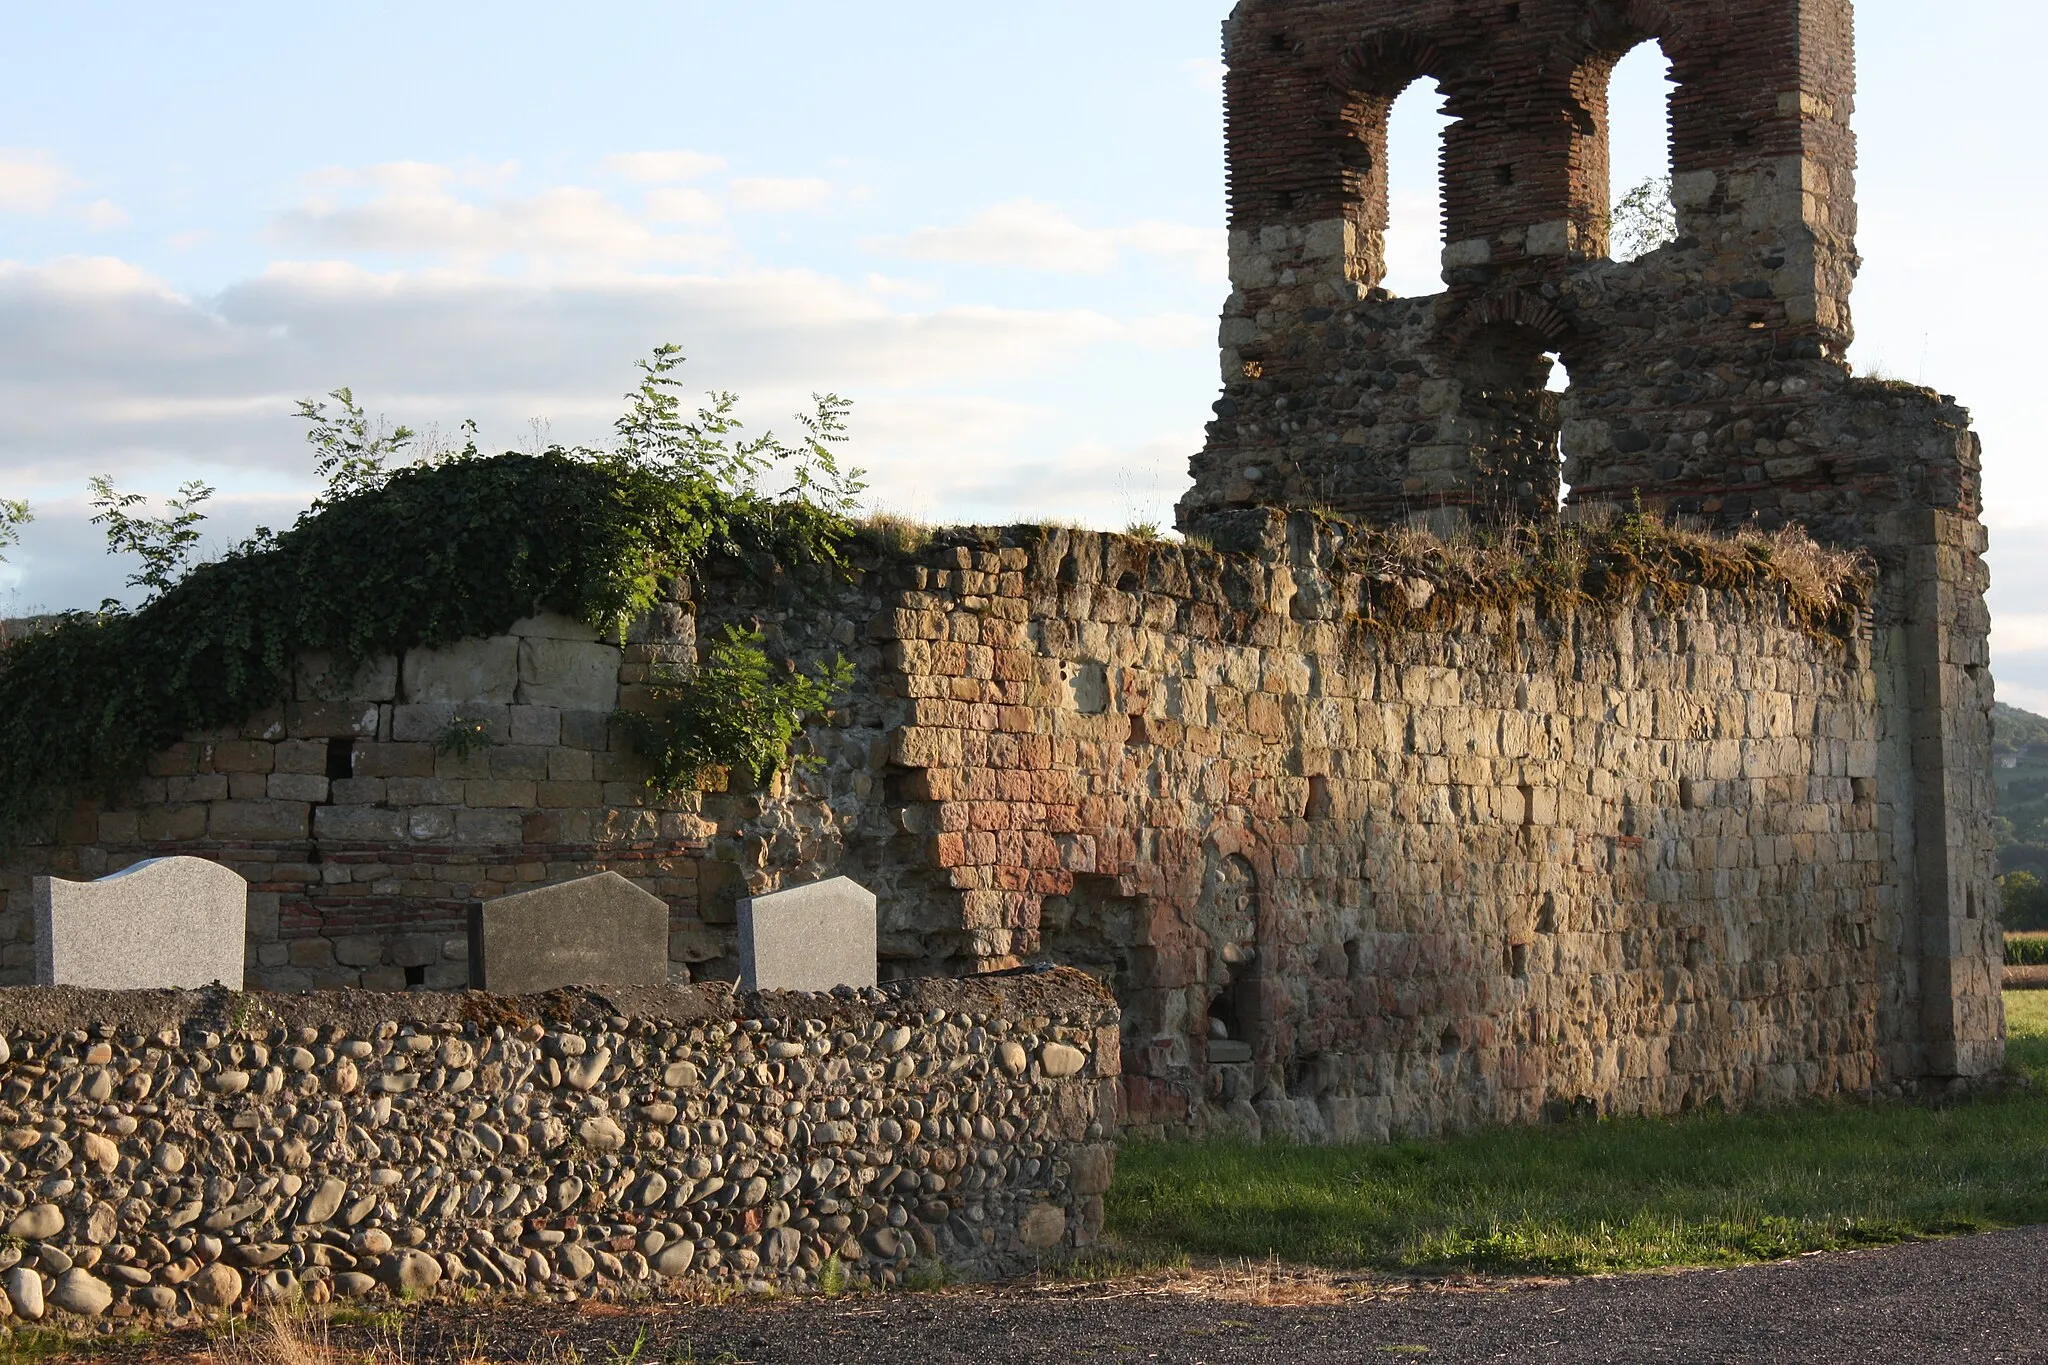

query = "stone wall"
[823,518,2000,1140]
[0,610,764,993]
[1,514,2004,1143]
[0,971,1118,1323]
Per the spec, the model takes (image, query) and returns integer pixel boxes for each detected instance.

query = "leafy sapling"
[616,626,852,795]
[609,343,769,490]
[87,476,213,599]
[432,715,498,759]
[1611,175,1677,262]
[0,498,31,563]
[781,392,867,518]
[295,386,420,505]
[607,345,868,518]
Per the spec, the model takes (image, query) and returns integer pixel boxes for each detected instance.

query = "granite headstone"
[34,857,248,989]
[738,876,878,992]
[468,872,670,993]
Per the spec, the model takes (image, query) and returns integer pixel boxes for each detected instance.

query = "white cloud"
[267,160,857,268]
[2001,683,2048,717]
[600,150,727,183]
[899,200,1120,272]
[0,254,1125,480]
[82,200,129,231]
[730,177,832,213]
[272,166,726,267]
[1994,615,2048,655]
[0,148,78,214]
[1114,312,1211,351]
[1381,187,1444,299]
[303,161,518,195]
[644,187,723,223]
[882,200,1225,278]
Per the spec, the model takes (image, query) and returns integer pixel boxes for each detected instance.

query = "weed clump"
[1337,510,1870,644]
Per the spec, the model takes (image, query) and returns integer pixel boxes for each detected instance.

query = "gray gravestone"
[34,857,248,990]
[738,876,878,992]
[468,872,670,994]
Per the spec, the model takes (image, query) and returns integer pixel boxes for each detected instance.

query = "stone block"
[296,652,399,702]
[403,637,518,704]
[738,876,878,993]
[313,806,407,842]
[508,706,562,747]
[286,702,382,740]
[392,703,509,744]
[140,805,208,842]
[518,637,623,710]
[512,611,604,641]
[165,774,229,803]
[698,861,745,925]
[561,711,614,750]
[34,857,247,989]
[268,773,331,803]
[355,742,437,779]
[490,746,550,780]
[208,741,275,774]
[468,872,671,994]
[210,802,311,841]
[455,809,523,845]
[465,780,537,809]
[273,739,329,775]
[329,777,387,805]
[387,777,466,805]
[406,808,457,841]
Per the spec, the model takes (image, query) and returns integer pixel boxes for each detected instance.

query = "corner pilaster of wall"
[1903,509,2003,1078]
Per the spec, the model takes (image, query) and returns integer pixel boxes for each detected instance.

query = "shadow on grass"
[1106,992,2048,1277]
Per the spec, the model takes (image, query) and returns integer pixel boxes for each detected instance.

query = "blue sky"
[2,2,2043,700]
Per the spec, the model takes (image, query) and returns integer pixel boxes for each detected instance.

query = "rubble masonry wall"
[0,972,1118,1321]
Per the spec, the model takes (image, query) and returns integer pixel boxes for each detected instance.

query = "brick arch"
[1313,28,1466,288]
[1567,0,1686,59]
[1449,290,1572,392]
[1331,27,1450,100]
[1448,289,1579,360]
[1223,5,1480,289]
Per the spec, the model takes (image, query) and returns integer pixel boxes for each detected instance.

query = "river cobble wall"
[0,972,1118,1324]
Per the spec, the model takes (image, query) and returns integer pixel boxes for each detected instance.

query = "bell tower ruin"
[1181,0,2000,1081]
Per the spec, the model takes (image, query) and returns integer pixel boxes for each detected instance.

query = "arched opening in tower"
[1382,77,1456,298]
[1605,40,1678,261]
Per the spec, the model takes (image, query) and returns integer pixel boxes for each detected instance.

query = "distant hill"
[1996,704,2048,921]
[1995,702,2048,759]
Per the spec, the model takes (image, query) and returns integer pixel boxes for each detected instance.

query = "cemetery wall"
[0,971,1118,1322]
[0,510,2004,1143]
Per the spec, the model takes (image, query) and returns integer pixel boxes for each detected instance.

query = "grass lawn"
[1105,991,2048,1276]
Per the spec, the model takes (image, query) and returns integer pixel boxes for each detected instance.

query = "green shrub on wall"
[0,347,863,846]
[617,625,852,795]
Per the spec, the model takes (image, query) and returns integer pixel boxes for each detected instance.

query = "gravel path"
[334,1226,2048,1364]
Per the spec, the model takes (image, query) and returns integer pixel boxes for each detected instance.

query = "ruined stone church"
[2,0,2000,1143]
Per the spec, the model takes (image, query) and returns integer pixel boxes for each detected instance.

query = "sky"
[1,1,2042,701]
